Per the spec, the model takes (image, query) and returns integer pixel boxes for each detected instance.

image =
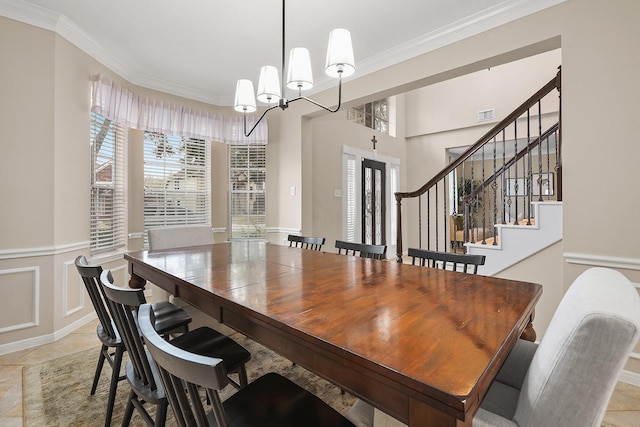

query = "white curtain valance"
[90,75,267,145]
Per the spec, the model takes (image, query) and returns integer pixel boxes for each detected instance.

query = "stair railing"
[395,68,561,262]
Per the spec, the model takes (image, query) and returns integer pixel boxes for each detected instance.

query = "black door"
[361,159,386,245]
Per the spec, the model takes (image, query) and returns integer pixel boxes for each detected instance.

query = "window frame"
[142,132,211,247]
[90,112,127,255]
[228,144,267,240]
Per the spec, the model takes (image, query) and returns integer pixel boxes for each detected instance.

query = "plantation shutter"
[229,145,266,239]
[90,112,127,254]
[143,132,211,247]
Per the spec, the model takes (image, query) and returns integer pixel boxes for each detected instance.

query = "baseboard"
[619,368,640,387]
[0,312,96,356]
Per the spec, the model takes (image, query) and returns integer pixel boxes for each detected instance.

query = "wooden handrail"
[395,68,561,262]
[396,69,560,201]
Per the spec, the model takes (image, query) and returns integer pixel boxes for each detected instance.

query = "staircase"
[467,201,562,275]
[395,68,562,271]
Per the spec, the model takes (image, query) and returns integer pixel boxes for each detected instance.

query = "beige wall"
[2,0,640,379]
[0,17,236,350]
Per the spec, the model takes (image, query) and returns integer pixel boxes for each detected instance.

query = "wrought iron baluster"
[526,108,532,225]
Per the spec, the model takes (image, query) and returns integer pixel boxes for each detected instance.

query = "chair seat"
[151,300,192,335]
[478,380,520,420]
[96,322,121,347]
[170,327,251,373]
[222,372,354,427]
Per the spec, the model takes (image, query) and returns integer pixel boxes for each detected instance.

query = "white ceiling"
[2,0,563,106]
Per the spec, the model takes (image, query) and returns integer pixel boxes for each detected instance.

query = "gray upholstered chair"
[147,225,215,311]
[345,267,640,427]
[148,224,215,251]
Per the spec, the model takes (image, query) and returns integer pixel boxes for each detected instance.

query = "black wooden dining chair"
[74,256,125,427]
[407,248,486,274]
[287,234,326,251]
[335,240,387,260]
[138,303,355,427]
[99,270,251,427]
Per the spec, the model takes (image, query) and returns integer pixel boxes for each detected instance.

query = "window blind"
[229,145,266,239]
[90,112,127,254]
[143,132,211,247]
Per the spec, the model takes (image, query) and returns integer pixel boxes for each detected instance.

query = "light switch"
[334,189,342,197]
[290,186,296,196]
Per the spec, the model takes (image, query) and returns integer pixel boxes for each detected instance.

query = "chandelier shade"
[325,29,356,78]
[233,0,355,137]
[257,65,281,104]
[233,79,257,113]
[286,48,314,91]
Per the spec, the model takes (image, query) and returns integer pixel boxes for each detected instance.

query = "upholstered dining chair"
[288,234,326,251]
[148,224,215,251]
[407,248,486,274]
[345,267,640,427]
[335,240,387,260]
[147,225,215,310]
[138,303,356,427]
[99,270,251,427]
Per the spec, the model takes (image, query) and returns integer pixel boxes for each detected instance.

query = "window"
[348,99,389,134]
[90,112,126,254]
[143,132,210,246]
[229,145,266,239]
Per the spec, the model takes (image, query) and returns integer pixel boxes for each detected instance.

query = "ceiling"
[3,0,562,106]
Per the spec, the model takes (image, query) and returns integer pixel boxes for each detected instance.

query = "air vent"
[477,108,496,122]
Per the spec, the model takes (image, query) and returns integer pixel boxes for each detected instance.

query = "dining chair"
[147,225,215,311]
[99,270,251,427]
[407,248,486,274]
[345,267,640,427]
[335,240,387,260]
[75,256,190,426]
[137,303,356,427]
[74,255,125,427]
[287,234,326,251]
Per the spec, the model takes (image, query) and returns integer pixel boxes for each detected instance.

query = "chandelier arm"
[288,76,344,113]
[243,104,280,137]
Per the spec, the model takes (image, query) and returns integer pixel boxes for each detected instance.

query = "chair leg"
[91,345,108,395]
[121,390,136,427]
[104,346,124,427]
[237,365,248,388]
[154,402,168,427]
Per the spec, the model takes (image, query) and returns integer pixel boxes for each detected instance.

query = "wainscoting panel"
[62,259,84,317]
[0,266,39,333]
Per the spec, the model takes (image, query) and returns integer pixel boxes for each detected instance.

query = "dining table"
[125,241,542,426]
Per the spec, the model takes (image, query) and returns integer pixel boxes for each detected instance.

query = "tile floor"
[1,319,639,426]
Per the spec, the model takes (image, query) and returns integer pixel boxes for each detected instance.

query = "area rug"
[23,333,356,426]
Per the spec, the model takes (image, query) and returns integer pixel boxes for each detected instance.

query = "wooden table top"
[126,241,542,424]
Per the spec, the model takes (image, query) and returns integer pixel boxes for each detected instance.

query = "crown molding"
[0,0,566,106]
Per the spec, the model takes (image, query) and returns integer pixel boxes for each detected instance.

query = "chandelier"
[233,0,355,137]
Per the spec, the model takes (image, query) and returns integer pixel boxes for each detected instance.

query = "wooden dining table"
[125,241,542,426]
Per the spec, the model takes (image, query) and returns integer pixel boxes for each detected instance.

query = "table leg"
[520,311,536,342]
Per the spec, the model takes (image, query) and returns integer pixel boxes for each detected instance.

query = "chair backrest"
[99,270,162,393]
[287,234,325,251]
[138,303,229,427]
[148,225,215,251]
[335,240,387,260]
[514,267,640,426]
[74,255,118,341]
[407,248,485,274]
